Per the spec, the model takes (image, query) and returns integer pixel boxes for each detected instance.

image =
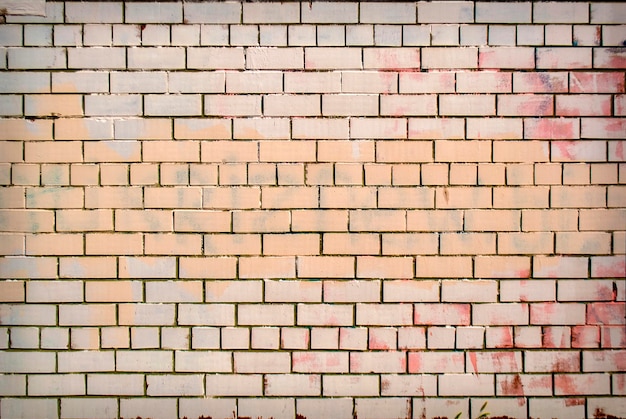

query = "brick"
[306,47,362,70]
[183,3,240,24]
[589,2,625,23]
[350,117,407,139]
[571,72,625,94]
[534,2,589,23]
[9,47,65,69]
[537,47,592,69]
[457,72,511,93]
[239,256,295,279]
[592,256,626,278]
[262,231,318,255]
[85,280,142,302]
[242,2,298,23]
[68,47,125,69]
[441,94,497,116]
[439,373,495,396]
[0,72,50,94]
[263,94,320,117]
[65,2,122,23]
[400,72,455,93]
[363,47,420,70]
[0,398,58,419]
[418,2,474,23]
[246,47,303,70]
[0,119,52,140]
[422,47,478,69]
[186,47,244,70]
[204,95,260,117]
[473,303,529,325]
[479,47,535,69]
[380,94,436,116]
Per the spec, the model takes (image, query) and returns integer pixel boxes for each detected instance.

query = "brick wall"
[0,1,625,418]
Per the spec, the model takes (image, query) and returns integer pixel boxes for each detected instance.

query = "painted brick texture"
[0,1,625,419]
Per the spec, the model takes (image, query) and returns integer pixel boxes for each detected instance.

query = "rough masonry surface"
[0,1,625,418]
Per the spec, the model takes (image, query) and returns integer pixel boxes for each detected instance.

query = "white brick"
[188,47,245,69]
[121,398,177,419]
[302,3,358,24]
[476,2,532,23]
[52,71,109,93]
[0,25,23,46]
[147,374,204,396]
[172,24,200,46]
[61,398,118,419]
[0,351,55,373]
[111,71,167,93]
[144,94,202,116]
[29,374,85,395]
[68,47,126,69]
[243,3,300,24]
[0,398,58,419]
[9,48,65,69]
[85,95,142,117]
[0,72,50,93]
[113,24,141,46]
[6,1,63,23]
[247,47,304,70]
[66,2,123,23]
[534,2,589,24]
[591,3,626,24]
[361,3,416,24]
[418,1,475,23]
[126,2,182,24]
[169,72,225,93]
[128,47,185,69]
[83,25,112,46]
[184,2,241,24]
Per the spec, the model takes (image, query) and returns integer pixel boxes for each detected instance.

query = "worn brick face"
[0,0,624,417]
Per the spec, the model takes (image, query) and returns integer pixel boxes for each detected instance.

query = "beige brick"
[264,94,321,117]
[323,94,378,116]
[293,118,349,140]
[85,280,142,302]
[0,119,52,140]
[365,48,420,70]
[177,257,236,280]
[246,47,303,70]
[59,304,116,326]
[239,256,295,279]
[109,71,166,93]
[187,47,244,70]
[306,47,362,70]
[415,256,472,278]
[233,210,290,233]
[297,256,355,278]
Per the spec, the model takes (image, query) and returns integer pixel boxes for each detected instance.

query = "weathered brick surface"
[0,1,624,418]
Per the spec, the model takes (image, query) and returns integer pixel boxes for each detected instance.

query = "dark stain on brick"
[594,408,624,419]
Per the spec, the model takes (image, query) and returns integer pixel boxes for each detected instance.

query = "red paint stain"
[368,334,391,350]
[468,352,478,373]
[554,141,576,159]
[530,119,576,139]
[614,141,625,160]
[407,353,420,373]
[606,119,626,132]
[565,398,585,407]
[594,259,626,277]
[500,374,524,396]
[594,408,621,419]
[587,302,626,325]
